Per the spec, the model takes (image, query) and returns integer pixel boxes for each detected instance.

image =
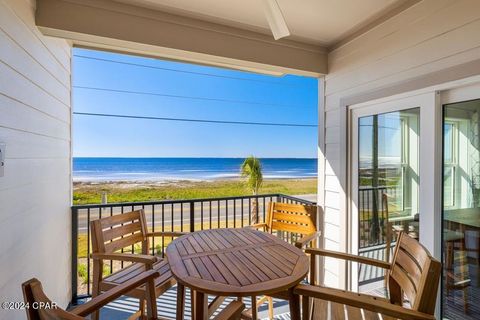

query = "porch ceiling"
[35,0,419,77]
[116,0,414,47]
[35,0,325,76]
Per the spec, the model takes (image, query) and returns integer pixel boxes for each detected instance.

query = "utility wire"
[73,112,317,128]
[73,54,296,87]
[73,85,302,108]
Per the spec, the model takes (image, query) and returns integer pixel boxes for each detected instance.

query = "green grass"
[73,179,317,205]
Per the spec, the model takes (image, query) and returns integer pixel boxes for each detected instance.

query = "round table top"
[166,228,309,297]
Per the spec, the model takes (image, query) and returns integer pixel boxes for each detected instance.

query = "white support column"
[418,91,442,318]
[418,91,442,260]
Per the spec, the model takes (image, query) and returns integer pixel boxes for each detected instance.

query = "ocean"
[73,157,317,182]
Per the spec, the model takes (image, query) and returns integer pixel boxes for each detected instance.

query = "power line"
[73,112,317,128]
[73,85,302,108]
[73,54,296,87]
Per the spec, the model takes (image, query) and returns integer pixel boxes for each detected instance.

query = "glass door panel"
[443,100,480,320]
[357,108,420,292]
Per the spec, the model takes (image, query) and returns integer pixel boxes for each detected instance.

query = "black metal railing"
[358,186,401,248]
[71,193,315,303]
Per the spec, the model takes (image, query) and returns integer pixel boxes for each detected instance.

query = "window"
[443,121,458,208]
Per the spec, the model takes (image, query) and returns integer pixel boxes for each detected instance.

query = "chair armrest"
[295,231,321,249]
[91,252,158,266]
[146,231,187,238]
[73,270,160,317]
[214,301,245,320]
[305,248,391,269]
[246,223,268,231]
[294,285,435,320]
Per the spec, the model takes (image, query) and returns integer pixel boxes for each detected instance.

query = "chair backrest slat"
[395,248,422,285]
[104,232,145,253]
[267,202,317,235]
[102,221,143,242]
[389,232,441,314]
[99,210,142,229]
[91,209,147,254]
[398,233,429,267]
[391,264,418,304]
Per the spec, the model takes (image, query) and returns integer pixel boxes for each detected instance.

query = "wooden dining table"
[166,228,309,320]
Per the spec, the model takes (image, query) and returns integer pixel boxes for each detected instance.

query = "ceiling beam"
[35,0,327,76]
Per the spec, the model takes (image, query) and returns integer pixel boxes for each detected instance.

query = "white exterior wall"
[322,0,480,288]
[0,0,72,318]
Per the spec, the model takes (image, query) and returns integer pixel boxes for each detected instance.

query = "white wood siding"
[0,0,71,318]
[322,0,480,288]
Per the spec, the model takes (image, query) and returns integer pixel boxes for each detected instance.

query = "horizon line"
[73,156,317,159]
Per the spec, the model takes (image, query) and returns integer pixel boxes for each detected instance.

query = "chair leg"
[301,295,310,320]
[91,261,103,320]
[463,287,469,314]
[139,298,146,319]
[145,277,158,320]
[267,296,274,320]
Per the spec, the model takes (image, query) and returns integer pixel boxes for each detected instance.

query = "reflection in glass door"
[357,108,420,293]
[443,100,480,319]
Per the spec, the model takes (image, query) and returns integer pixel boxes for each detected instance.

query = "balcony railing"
[71,193,315,303]
[359,186,398,249]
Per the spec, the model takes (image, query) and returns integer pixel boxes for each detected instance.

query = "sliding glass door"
[350,92,439,295]
[355,108,420,292]
[443,99,480,319]
[349,83,480,317]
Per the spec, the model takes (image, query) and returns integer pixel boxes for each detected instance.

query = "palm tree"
[240,156,263,224]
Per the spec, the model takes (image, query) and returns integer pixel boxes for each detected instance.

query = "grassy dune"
[73,178,317,205]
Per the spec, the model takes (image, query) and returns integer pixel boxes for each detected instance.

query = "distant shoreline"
[73,176,315,185]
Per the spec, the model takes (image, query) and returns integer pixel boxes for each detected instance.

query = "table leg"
[194,291,208,320]
[251,296,257,320]
[288,288,301,320]
[176,283,185,320]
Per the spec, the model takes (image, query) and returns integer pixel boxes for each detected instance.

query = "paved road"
[76,194,317,233]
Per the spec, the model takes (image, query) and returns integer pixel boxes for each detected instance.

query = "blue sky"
[72,48,318,158]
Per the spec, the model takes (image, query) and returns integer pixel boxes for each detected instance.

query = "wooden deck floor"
[96,285,291,320]
[443,262,480,320]
[359,244,389,285]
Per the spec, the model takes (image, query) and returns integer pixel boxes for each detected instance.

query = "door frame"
[348,92,441,291]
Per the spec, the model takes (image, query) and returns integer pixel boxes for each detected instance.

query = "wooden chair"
[295,232,441,320]
[90,209,185,320]
[22,270,245,320]
[247,202,321,319]
[22,270,160,320]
